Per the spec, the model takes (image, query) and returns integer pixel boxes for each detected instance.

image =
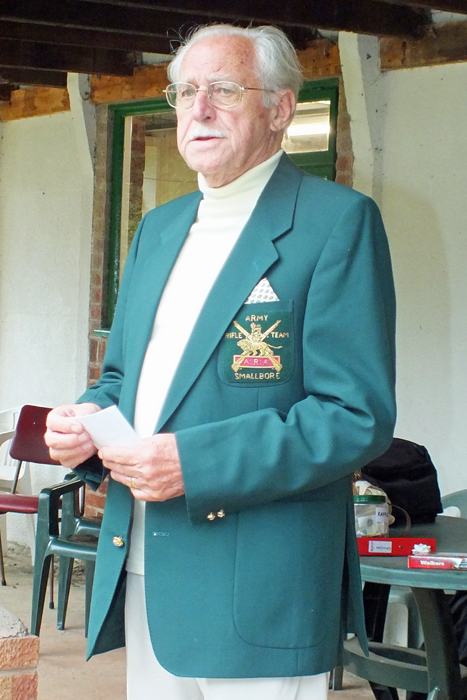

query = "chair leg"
[49,556,55,609]
[26,513,36,565]
[0,526,6,586]
[57,556,74,631]
[330,665,344,690]
[84,559,96,638]
[369,682,400,700]
[30,553,53,636]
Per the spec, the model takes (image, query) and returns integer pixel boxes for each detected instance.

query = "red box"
[408,554,467,570]
[357,537,437,556]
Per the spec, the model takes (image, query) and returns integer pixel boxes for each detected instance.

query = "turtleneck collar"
[197,150,283,201]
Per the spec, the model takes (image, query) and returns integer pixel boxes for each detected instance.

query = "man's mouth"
[188,127,225,142]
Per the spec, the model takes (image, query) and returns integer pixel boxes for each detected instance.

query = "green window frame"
[99,78,339,332]
[287,79,339,181]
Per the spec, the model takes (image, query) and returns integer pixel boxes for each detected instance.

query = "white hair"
[167,24,303,106]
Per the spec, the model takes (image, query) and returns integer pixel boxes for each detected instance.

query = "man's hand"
[45,403,101,468]
[99,433,184,502]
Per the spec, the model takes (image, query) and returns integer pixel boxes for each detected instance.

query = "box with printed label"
[408,553,467,570]
[357,537,437,556]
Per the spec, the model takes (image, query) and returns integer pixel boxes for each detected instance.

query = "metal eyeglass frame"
[164,81,274,109]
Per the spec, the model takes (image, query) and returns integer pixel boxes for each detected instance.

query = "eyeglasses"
[164,81,273,109]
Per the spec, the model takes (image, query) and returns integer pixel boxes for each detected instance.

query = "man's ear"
[269,90,296,133]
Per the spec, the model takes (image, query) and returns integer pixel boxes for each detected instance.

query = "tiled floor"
[1,544,376,700]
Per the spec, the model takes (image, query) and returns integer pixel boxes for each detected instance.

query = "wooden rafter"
[0,19,172,54]
[0,83,14,101]
[374,0,467,12]
[0,0,431,38]
[0,66,68,87]
[0,38,135,76]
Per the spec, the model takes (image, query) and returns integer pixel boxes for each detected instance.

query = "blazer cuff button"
[112,535,125,547]
[217,510,225,518]
[207,512,216,521]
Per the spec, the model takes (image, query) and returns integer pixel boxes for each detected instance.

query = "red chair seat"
[0,493,39,514]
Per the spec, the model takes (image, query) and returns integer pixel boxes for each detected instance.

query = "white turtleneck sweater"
[126,149,283,575]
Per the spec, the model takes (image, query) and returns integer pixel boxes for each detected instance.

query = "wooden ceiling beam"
[0,39,136,76]
[0,83,15,101]
[71,0,429,36]
[0,20,172,54]
[0,1,218,37]
[0,0,429,38]
[373,0,467,13]
[0,66,67,87]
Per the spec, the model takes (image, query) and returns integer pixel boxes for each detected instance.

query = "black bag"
[361,438,443,526]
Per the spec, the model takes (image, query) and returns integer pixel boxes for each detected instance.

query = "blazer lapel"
[156,155,303,431]
[120,193,202,408]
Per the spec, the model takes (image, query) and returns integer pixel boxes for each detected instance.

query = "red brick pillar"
[0,607,39,700]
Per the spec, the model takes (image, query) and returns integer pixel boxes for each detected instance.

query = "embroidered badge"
[231,319,283,373]
[219,301,294,385]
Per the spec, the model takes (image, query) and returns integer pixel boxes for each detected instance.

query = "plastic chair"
[0,405,66,599]
[31,476,99,636]
[0,428,30,585]
[0,407,36,559]
[53,471,101,632]
[4,404,100,635]
[442,490,467,516]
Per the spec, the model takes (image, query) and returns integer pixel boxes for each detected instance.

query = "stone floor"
[0,544,377,700]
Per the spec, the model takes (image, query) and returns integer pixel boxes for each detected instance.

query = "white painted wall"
[380,62,467,496]
[341,40,467,496]
[0,103,94,546]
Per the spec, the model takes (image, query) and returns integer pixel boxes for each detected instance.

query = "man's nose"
[191,87,214,120]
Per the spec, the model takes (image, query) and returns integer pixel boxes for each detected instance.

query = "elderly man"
[46,23,396,700]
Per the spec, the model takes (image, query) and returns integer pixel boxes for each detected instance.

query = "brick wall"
[0,608,39,700]
[335,81,353,188]
[299,39,353,187]
[87,105,112,387]
[84,104,112,517]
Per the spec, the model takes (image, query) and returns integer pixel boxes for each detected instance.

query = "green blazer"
[76,154,396,678]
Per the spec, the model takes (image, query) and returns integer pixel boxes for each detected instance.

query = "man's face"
[176,35,286,188]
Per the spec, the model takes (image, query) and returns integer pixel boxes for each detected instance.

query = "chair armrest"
[0,430,15,447]
[74,517,101,538]
[62,472,102,537]
[37,478,86,537]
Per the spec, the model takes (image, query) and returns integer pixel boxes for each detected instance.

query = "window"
[284,79,338,181]
[100,79,338,330]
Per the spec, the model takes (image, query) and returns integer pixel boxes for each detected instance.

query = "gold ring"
[131,477,137,489]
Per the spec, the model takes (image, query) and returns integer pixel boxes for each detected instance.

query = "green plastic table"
[343,516,467,700]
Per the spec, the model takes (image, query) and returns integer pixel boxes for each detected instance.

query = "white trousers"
[125,573,329,700]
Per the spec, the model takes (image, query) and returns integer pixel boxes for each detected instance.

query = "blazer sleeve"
[176,194,397,524]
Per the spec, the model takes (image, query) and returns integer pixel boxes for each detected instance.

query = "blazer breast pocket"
[218,301,295,387]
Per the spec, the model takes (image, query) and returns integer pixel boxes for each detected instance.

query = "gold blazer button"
[217,510,226,518]
[112,536,125,547]
[207,512,216,521]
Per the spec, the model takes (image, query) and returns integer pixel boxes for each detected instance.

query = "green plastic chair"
[442,490,467,516]
[6,404,100,636]
[31,476,99,636]
[55,471,101,631]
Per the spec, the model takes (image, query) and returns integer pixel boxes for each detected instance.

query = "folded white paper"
[76,405,141,449]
